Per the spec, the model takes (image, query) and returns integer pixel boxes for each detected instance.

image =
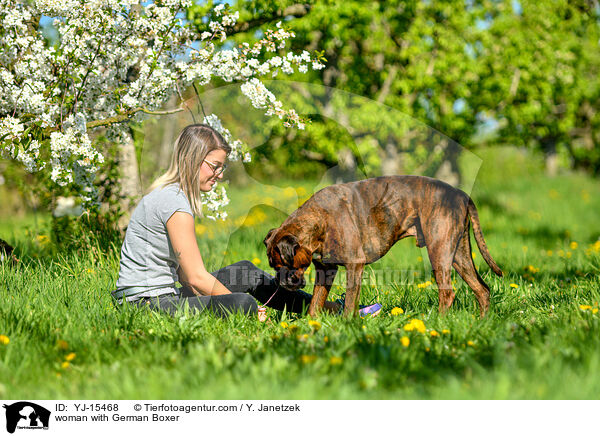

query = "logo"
[2,402,50,434]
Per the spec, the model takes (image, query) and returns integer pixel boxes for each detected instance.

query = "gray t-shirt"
[112,183,194,302]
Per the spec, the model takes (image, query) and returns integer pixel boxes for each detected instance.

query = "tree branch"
[229,3,312,35]
[377,64,399,104]
[85,107,184,130]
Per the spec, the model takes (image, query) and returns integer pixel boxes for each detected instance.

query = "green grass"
[1,147,600,399]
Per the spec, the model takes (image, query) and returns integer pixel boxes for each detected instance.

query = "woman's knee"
[232,260,258,271]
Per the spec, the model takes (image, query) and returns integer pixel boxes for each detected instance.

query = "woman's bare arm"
[166,211,231,296]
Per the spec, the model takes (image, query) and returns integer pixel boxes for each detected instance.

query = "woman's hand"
[257,306,268,322]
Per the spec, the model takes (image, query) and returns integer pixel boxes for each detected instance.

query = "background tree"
[191,0,600,183]
[191,0,485,186]
[471,0,600,175]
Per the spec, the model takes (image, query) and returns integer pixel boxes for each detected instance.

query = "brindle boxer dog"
[264,176,503,317]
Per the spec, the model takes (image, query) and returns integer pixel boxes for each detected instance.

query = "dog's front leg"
[308,261,338,317]
[343,263,365,317]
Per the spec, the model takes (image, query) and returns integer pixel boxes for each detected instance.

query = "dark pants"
[135,260,313,317]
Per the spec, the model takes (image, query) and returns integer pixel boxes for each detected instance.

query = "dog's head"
[264,228,312,291]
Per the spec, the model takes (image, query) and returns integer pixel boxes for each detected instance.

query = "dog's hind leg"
[452,227,491,317]
[426,235,459,314]
[343,263,364,317]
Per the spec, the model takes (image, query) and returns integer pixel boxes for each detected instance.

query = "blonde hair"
[148,124,231,217]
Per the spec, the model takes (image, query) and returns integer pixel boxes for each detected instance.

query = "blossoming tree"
[0,0,324,219]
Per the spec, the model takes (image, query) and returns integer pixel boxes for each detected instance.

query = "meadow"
[1,147,599,399]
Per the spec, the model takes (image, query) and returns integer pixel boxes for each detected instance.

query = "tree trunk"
[117,131,142,232]
[541,136,558,177]
[158,117,176,170]
[434,140,461,188]
[381,139,402,176]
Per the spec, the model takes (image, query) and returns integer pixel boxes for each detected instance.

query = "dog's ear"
[276,234,299,265]
[263,228,276,247]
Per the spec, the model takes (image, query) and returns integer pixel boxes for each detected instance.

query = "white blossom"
[0,0,325,216]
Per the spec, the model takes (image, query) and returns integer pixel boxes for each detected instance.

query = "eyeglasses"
[203,159,227,176]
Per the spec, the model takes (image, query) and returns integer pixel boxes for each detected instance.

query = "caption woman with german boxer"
[111,124,361,320]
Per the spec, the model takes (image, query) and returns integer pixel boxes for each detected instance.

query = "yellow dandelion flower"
[579,305,592,311]
[581,189,590,201]
[324,336,329,343]
[57,339,68,350]
[36,235,50,245]
[61,361,70,369]
[467,340,475,347]
[570,242,578,250]
[400,336,410,347]
[593,308,598,314]
[330,356,343,365]
[0,335,9,345]
[430,330,439,337]
[280,322,289,329]
[65,352,76,361]
[391,307,404,316]
[283,187,296,198]
[403,319,426,333]
[442,329,450,335]
[300,355,316,364]
[308,320,321,331]
[510,283,519,289]
[251,257,261,265]
[195,224,207,235]
[546,250,553,257]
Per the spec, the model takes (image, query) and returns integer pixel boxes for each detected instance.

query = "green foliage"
[189,0,486,180]
[188,0,600,178]
[472,0,600,172]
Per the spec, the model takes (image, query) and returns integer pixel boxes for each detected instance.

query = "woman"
[112,124,380,320]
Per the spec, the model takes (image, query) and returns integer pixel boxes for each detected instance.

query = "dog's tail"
[467,198,503,277]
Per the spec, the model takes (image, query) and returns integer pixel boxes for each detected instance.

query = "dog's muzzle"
[276,267,306,290]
